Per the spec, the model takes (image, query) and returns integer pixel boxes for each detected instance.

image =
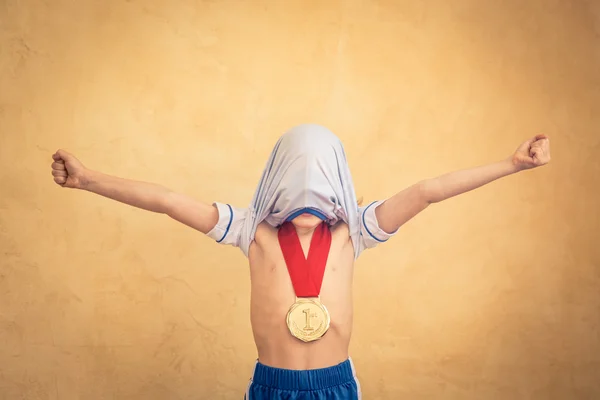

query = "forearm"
[82,169,171,213]
[375,135,550,234]
[424,158,519,204]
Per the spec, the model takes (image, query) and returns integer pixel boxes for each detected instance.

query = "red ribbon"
[277,222,332,297]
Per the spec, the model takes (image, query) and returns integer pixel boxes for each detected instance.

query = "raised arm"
[51,149,219,234]
[375,135,551,234]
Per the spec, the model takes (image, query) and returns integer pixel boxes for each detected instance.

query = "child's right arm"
[51,149,219,234]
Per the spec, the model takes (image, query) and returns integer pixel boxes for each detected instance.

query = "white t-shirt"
[206,199,396,259]
[205,124,398,258]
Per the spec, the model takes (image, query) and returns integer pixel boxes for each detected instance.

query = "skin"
[50,134,551,370]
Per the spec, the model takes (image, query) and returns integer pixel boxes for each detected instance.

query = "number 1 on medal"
[302,308,315,331]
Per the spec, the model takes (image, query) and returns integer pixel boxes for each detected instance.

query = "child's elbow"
[419,179,442,204]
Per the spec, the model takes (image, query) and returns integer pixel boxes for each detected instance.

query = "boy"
[51,124,551,399]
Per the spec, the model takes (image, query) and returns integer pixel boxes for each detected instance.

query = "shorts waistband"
[250,358,357,391]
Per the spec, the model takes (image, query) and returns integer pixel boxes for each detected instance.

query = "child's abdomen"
[248,222,355,370]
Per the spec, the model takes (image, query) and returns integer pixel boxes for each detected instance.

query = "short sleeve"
[356,200,398,256]
[206,202,248,249]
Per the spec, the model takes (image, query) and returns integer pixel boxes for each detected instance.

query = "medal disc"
[286,298,330,342]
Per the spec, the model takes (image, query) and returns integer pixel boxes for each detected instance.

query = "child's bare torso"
[248,221,355,370]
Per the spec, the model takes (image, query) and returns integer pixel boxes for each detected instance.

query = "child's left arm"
[374,134,551,234]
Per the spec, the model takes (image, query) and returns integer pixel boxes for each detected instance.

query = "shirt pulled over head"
[250,124,360,234]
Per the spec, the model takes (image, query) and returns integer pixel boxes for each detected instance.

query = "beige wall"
[1,0,599,399]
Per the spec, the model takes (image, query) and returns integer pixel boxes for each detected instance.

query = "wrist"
[80,169,99,191]
[505,156,524,174]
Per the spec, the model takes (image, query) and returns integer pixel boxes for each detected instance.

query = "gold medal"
[278,221,332,343]
[286,297,330,342]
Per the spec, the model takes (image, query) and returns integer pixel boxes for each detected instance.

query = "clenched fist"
[51,150,87,189]
[512,134,551,171]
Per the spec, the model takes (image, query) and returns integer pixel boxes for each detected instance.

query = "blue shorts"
[244,358,362,399]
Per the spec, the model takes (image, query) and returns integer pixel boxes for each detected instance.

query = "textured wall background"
[1,0,599,399]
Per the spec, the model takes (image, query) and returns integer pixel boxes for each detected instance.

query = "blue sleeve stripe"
[216,204,234,243]
[362,201,388,243]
